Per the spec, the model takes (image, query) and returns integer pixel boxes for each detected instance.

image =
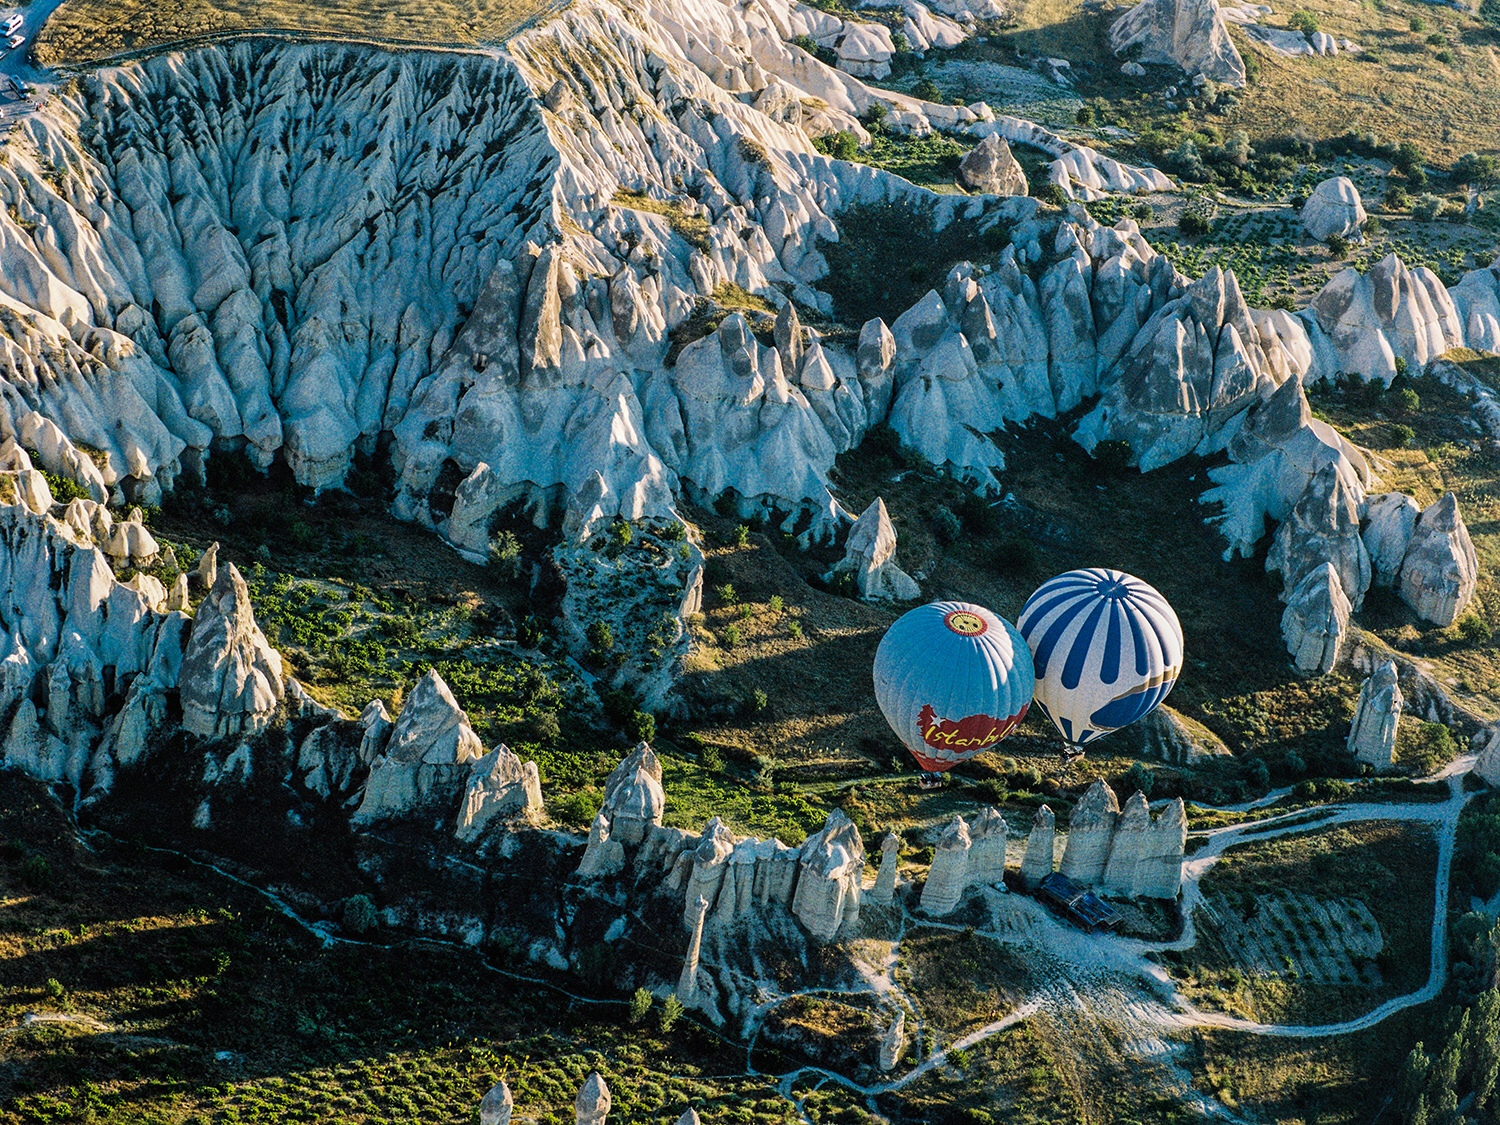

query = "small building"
[1035,872,1123,933]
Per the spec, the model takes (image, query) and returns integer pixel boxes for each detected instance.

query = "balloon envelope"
[873,601,1035,773]
[1016,568,1183,751]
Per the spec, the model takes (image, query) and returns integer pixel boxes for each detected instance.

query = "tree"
[1453,152,1499,189]
[629,987,654,1024]
[659,994,684,1033]
[1287,9,1319,33]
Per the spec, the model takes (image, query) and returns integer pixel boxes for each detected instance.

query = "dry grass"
[35,0,560,64]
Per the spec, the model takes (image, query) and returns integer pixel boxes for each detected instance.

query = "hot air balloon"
[1016,568,1183,759]
[873,601,1035,782]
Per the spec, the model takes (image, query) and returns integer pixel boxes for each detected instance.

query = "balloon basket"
[917,771,946,790]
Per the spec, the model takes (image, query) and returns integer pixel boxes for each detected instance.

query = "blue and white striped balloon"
[1016,569,1183,752]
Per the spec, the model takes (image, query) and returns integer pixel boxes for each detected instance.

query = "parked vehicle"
[6,33,22,49]
[1,14,21,35]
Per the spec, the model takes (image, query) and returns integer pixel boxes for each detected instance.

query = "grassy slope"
[35,0,557,61]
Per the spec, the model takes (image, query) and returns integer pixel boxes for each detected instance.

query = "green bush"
[1389,387,1420,414]
[629,987,654,1024]
[912,78,942,102]
[1453,152,1498,188]
[1401,721,1457,775]
[815,131,859,161]
[1326,233,1351,259]
[1126,761,1156,797]
[723,623,743,647]
[21,854,51,889]
[1458,615,1491,642]
[1413,194,1445,222]
[1389,423,1416,448]
[1074,105,1095,126]
[1287,10,1319,33]
[932,507,962,544]
[552,789,603,829]
[1409,14,1426,30]
[489,530,523,580]
[659,994,684,1033]
[626,709,656,743]
[38,468,90,504]
[787,619,803,640]
[587,620,614,654]
[342,894,379,934]
[1179,194,1219,237]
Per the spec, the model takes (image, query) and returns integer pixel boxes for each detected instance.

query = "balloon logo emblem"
[943,609,987,637]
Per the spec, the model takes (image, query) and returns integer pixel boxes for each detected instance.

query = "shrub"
[733,523,751,548]
[1434,49,1453,63]
[723,623,743,647]
[552,790,603,828]
[21,854,51,889]
[38,469,90,504]
[659,994,684,1033]
[1287,10,1319,33]
[1457,614,1491,642]
[912,78,942,102]
[658,520,686,542]
[1409,14,1426,30]
[45,977,65,1000]
[342,894,379,934]
[993,534,1040,576]
[489,530,523,580]
[1453,152,1498,188]
[1413,194,1445,222]
[1075,105,1095,126]
[787,619,803,640]
[752,688,769,713]
[587,620,614,654]
[932,507,962,544]
[1389,423,1416,448]
[1389,387,1420,414]
[700,744,725,772]
[768,594,784,613]
[891,30,910,52]
[1126,761,1156,797]
[1326,233,1351,259]
[865,101,888,126]
[816,131,858,161]
[626,709,656,743]
[1363,216,1383,236]
[1427,32,1449,45]
[1131,202,1154,221]
[1179,194,1219,236]
[629,987,654,1024]
[1401,721,1457,775]
[715,583,737,605]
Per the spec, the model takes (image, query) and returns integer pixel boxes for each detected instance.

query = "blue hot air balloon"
[1016,569,1183,757]
[873,601,1035,778]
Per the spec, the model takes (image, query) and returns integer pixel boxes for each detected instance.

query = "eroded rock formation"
[1348,661,1402,771]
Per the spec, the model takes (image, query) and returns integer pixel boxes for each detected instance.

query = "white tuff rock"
[1398,493,1478,627]
[1348,661,1402,771]
[178,563,284,739]
[353,670,485,823]
[479,1081,514,1125]
[791,809,865,940]
[1281,563,1352,675]
[456,744,543,840]
[921,815,972,916]
[1301,177,1367,242]
[958,134,1028,197]
[1109,0,1248,87]
[1059,779,1119,884]
[575,1073,611,1125]
[1020,804,1056,889]
[1266,462,1371,610]
[1362,493,1420,587]
[601,742,666,845]
[871,832,901,905]
[825,498,920,601]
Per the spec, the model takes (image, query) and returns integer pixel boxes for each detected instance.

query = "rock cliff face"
[178,563,284,737]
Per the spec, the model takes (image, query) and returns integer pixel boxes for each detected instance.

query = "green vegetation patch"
[818,200,1010,327]
[1165,820,1437,1024]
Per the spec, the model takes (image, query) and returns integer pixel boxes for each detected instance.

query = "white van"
[6,33,22,49]
[2,13,20,34]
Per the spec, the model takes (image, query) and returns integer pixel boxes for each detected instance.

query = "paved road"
[0,0,64,126]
